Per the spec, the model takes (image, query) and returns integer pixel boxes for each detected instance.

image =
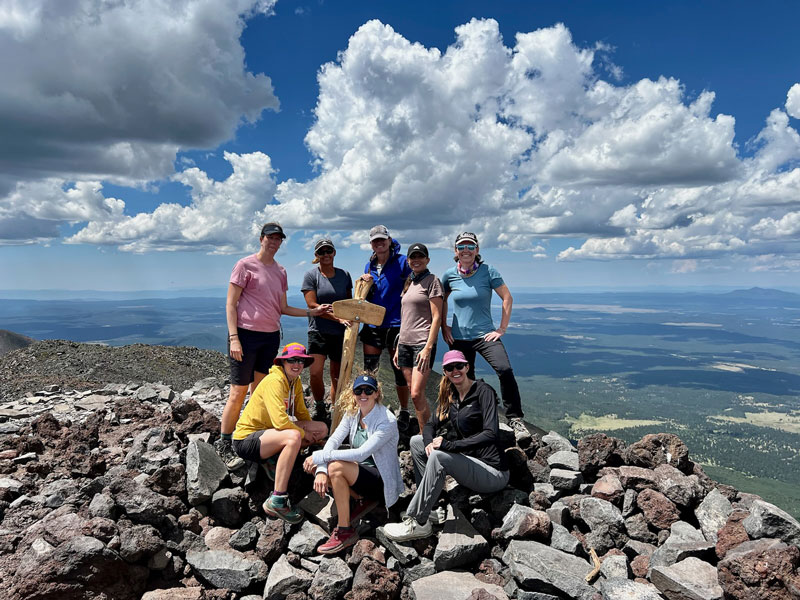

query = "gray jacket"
[311,403,403,508]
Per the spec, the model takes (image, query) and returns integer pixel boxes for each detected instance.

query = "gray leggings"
[406,434,509,523]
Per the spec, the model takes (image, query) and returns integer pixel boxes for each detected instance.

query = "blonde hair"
[341,374,384,416]
[436,375,457,420]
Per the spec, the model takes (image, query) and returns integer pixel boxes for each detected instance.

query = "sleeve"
[300,269,316,293]
[487,265,505,290]
[230,259,249,288]
[279,266,289,293]
[439,384,499,453]
[314,419,398,466]
[344,270,353,292]
[441,270,452,293]
[363,260,371,275]
[422,409,441,446]
[312,414,353,475]
[293,378,312,423]
[264,380,305,437]
[427,276,444,299]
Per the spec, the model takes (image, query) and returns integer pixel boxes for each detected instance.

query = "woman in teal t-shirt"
[441,232,527,438]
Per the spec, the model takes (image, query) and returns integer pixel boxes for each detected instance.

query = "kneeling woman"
[303,374,402,554]
[383,350,509,541]
[233,343,329,524]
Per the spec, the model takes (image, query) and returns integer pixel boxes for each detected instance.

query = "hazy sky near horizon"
[1,0,800,291]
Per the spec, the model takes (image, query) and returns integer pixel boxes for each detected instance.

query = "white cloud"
[0,0,278,194]
[66,152,277,252]
[787,83,800,119]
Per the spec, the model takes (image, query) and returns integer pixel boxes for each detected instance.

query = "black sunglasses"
[353,387,376,396]
[283,357,306,365]
[443,362,468,372]
[316,248,334,255]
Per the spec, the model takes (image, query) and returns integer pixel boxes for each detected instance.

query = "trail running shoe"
[396,409,410,433]
[318,526,359,555]
[262,495,303,524]
[383,515,432,542]
[507,417,530,439]
[401,506,446,525]
[214,438,245,470]
[262,455,277,481]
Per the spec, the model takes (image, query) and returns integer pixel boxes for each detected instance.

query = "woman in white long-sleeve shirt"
[302,374,402,555]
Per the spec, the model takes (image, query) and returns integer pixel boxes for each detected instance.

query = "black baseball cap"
[314,238,335,252]
[407,243,429,258]
[261,223,286,238]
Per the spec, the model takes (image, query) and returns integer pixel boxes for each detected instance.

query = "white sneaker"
[383,516,433,542]
[401,506,446,525]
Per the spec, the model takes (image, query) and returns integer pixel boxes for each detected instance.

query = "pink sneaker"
[318,527,359,555]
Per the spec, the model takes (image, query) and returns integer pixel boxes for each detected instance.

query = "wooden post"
[330,278,386,430]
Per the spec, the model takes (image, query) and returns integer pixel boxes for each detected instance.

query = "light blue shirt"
[442,263,504,340]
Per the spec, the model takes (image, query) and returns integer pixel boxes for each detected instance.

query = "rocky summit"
[1,343,799,599]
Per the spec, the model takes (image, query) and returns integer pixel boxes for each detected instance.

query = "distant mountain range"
[724,287,800,300]
[0,329,34,356]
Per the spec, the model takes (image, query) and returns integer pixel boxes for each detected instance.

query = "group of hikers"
[213,222,528,555]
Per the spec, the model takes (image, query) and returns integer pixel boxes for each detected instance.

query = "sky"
[1,0,800,293]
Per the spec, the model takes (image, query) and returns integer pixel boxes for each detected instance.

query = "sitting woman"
[303,374,403,554]
[233,343,329,524]
[383,350,509,542]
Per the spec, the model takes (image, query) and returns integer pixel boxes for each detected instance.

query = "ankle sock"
[220,432,232,441]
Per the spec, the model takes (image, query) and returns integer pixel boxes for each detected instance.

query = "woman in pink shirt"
[215,222,332,469]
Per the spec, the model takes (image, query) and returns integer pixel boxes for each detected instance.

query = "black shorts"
[396,343,437,369]
[350,463,384,502]
[232,430,267,462]
[359,326,400,351]
[228,328,280,386]
[307,330,344,363]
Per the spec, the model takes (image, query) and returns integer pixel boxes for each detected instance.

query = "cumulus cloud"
[66,152,277,252]
[787,83,800,119]
[0,0,278,194]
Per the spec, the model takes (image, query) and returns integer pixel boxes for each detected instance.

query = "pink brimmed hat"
[442,350,468,367]
[274,343,314,367]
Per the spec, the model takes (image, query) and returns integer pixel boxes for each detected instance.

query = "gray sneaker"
[507,417,530,439]
[214,438,245,470]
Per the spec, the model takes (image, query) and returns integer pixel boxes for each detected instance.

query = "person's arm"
[416,296,442,372]
[226,283,244,361]
[294,379,312,423]
[264,380,305,437]
[313,419,398,465]
[422,409,440,446]
[310,414,353,474]
[439,385,499,452]
[281,291,331,318]
[303,290,344,324]
[441,289,453,345]
[484,284,512,343]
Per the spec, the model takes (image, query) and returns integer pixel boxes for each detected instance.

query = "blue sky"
[1,0,800,293]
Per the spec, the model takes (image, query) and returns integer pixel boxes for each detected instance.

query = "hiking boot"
[350,498,379,524]
[262,494,303,524]
[396,409,410,433]
[318,526,359,555]
[507,417,530,440]
[262,456,277,481]
[214,438,244,470]
[383,515,433,542]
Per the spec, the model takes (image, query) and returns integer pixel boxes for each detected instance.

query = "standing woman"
[232,343,329,523]
[301,238,353,421]
[359,225,412,430]
[393,243,443,432]
[217,222,332,469]
[441,232,527,437]
[383,350,509,541]
[302,374,402,554]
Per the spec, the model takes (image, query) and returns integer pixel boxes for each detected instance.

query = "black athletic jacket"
[422,379,508,471]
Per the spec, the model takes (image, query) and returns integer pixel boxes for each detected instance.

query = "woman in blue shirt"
[441,232,527,437]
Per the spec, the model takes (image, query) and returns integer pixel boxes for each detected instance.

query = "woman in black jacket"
[383,350,510,542]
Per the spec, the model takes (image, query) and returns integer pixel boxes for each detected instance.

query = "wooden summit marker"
[330,278,385,429]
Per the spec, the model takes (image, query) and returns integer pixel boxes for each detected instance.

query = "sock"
[271,492,287,506]
[398,408,409,414]
[338,526,354,533]
[220,432,232,441]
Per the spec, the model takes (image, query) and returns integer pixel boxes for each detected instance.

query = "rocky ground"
[0,344,799,599]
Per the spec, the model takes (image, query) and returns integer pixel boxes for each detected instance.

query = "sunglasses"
[316,248,334,255]
[443,362,468,372]
[283,357,306,365]
[353,387,376,396]
[456,244,477,251]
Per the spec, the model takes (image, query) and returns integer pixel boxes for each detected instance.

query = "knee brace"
[392,364,407,387]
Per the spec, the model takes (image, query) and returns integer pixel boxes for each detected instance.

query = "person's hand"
[303,456,316,474]
[415,347,431,373]
[425,436,443,456]
[339,319,353,328]
[483,329,503,342]
[311,304,333,317]
[314,473,329,498]
[442,325,454,345]
[392,349,400,369]
[360,273,374,283]
[229,339,243,362]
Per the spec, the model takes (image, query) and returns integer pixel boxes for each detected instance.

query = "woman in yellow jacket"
[233,342,328,523]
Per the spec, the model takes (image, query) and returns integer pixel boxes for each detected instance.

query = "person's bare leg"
[297,420,329,447]
[410,367,431,432]
[221,384,248,434]
[328,460,359,527]
[396,384,410,411]
[257,428,303,492]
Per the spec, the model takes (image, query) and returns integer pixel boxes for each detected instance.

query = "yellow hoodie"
[233,365,311,440]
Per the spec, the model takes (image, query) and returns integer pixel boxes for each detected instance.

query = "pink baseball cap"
[442,350,468,367]
[274,343,314,367]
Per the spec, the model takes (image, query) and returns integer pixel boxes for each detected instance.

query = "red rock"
[618,466,657,491]
[716,509,750,559]
[591,474,624,504]
[718,538,800,600]
[636,489,680,530]
[578,433,625,479]
[346,557,401,600]
[624,433,691,474]
[348,539,385,567]
[631,554,650,578]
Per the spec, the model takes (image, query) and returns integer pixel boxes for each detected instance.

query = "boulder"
[580,497,626,555]
[288,520,328,556]
[743,499,800,546]
[495,504,551,541]
[549,469,583,492]
[549,523,580,555]
[600,554,629,579]
[694,488,733,543]
[650,557,723,600]
[716,509,750,559]
[375,526,419,565]
[547,450,579,471]
[434,506,490,570]
[591,474,624,504]
[577,433,625,479]
[255,518,288,563]
[636,488,680,530]
[348,557,401,600]
[623,433,690,473]
[309,556,352,600]
[109,478,184,526]
[624,513,658,545]
[649,522,714,571]
[348,539,385,567]
[118,524,164,563]
[88,492,116,519]
[185,549,268,591]
[412,571,509,600]
[141,589,204,600]
[229,521,259,551]
[598,578,663,600]
[718,538,800,600]
[618,466,657,491]
[185,440,227,506]
[210,487,247,528]
[541,431,574,453]
[653,464,700,507]
[501,540,594,600]
[263,553,314,599]
[298,491,337,533]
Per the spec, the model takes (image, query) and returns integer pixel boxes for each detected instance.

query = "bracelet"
[229,334,239,339]
[306,309,312,317]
